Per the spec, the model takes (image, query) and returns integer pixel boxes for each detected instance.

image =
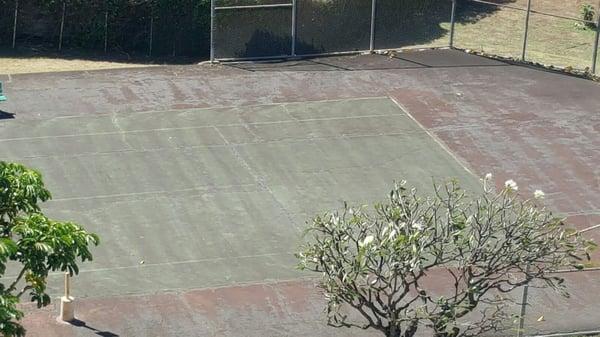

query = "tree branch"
[7,267,28,294]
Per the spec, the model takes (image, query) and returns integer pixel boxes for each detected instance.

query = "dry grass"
[455,0,598,70]
[407,0,599,70]
[1,57,154,75]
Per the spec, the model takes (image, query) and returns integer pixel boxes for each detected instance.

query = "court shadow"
[241,30,321,58]
[70,319,120,337]
[225,50,509,72]
[0,110,15,120]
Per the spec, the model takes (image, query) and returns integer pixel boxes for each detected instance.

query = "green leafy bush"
[0,161,99,336]
[576,4,597,30]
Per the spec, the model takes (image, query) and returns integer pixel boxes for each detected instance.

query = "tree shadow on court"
[456,0,518,24]
[0,110,15,120]
[226,50,510,73]
[354,0,518,50]
[239,30,321,58]
[231,0,518,58]
[70,319,120,337]
[0,0,517,63]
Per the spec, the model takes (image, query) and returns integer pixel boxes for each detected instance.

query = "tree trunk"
[387,324,401,337]
[432,325,460,337]
[386,320,419,337]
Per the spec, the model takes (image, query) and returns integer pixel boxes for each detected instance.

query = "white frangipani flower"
[412,222,424,231]
[359,235,375,247]
[482,173,494,192]
[504,179,518,191]
[389,229,397,240]
[382,225,391,237]
[534,190,545,199]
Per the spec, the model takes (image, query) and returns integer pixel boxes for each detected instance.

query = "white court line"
[0,112,403,142]
[389,97,600,228]
[562,209,600,216]
[0,252,294,280]
[8,130,429,161]
[388,96,477,178]
[27,95,392,121]
[579,223,600,233]
[49,183,258,202]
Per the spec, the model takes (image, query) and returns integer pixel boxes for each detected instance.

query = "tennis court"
[0,49,599,336]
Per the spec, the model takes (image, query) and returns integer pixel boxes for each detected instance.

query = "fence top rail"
[215,3,292,10]
[529,8,598,25]
[467,0,598,25]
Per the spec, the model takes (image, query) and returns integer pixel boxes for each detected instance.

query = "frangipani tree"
[297,175,594,337]
[0,161,99,336]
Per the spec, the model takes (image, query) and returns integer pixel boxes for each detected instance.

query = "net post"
[64,272,70,298]
[369,0,376,52]
[449,0,456,48]
[59,272,75,322]
[521,0,532,61]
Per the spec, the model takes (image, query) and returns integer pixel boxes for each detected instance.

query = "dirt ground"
[0,56,154,75]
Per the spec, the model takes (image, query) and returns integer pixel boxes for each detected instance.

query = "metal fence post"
[103,9,108,53]
[149,15,153,56]
[12,0,18,48]
[449,0,456,48]
[210,0,215,62]
[58,1,66,51]
[592,7,600,73]
[517,265,531,337]
[369,0,376,52]
[291,0,297,56]
[521,0,532,61]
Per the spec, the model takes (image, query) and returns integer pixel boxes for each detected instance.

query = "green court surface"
[0,97,480,298]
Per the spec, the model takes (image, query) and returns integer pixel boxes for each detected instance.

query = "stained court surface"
[0,49,598,336]
[1,97,479,298]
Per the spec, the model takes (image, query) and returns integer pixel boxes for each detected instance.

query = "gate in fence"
[209,0,457,62]
[210,0,391,61]
[210,1,296,61]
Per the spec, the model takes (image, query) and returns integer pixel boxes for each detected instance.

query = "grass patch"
[399,0,599,71]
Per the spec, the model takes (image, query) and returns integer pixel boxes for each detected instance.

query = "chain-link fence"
[0,0,15,46]
[0,0,211,57]
[1,0,599,73]
[453,0,600,73]
[211,0,600,74]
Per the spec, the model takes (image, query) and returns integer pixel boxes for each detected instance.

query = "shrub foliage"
[297,176,595,337]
